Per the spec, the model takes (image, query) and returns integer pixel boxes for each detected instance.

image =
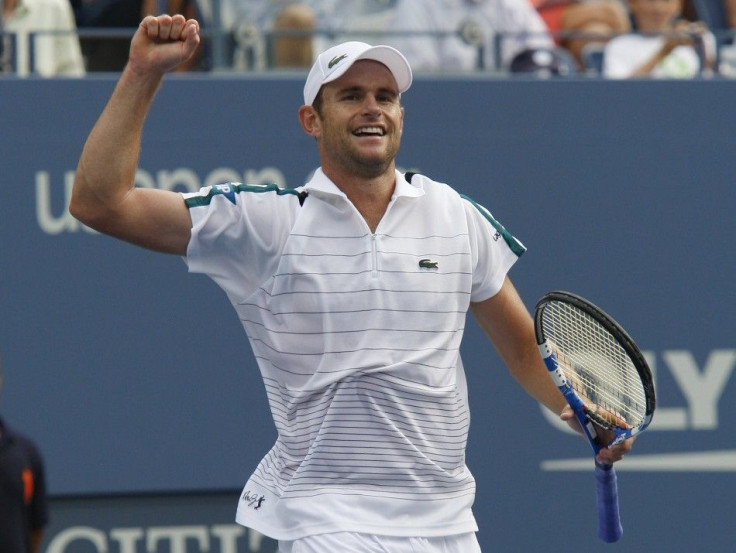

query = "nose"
[362,93,381,115]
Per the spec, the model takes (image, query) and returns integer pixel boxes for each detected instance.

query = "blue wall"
[1,75,735,552]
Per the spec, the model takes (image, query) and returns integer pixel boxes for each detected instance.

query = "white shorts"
[278,532,481,553]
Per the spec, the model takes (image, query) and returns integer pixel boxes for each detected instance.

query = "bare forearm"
[71,15,199,236]
[471,279,567,415]
[507,338,566,415]
[69,16,199,254]
[497,321,567,416]
[71,66,163,228]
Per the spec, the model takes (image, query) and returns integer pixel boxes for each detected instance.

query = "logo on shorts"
[419,258,439,269]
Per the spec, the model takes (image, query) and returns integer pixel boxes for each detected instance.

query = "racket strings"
[542,301,647,429]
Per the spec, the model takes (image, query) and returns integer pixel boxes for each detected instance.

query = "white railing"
[1,24,734,78]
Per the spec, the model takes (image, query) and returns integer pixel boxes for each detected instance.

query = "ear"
[299,105,321,138]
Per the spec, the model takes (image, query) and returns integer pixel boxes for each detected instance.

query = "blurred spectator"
[196,1,400,71]
[533,0,631,69]
[73,0,209,71]
[297,0,404,66]
[686,0,736,74]
[686,0,736,33]
[508,44,579,75]
[380,0,554,72]
[0,361,49,553]
[270,2,314,66]
[231,0,315,68]
[193,0,315,69]
[310,0,399,48]
[603,0,716,78]
[71,0,145,71]
[2,0,86,76]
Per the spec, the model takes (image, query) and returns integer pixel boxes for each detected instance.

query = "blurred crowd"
[1,0,735,78]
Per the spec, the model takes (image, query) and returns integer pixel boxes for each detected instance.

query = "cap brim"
[336,45,412,94]
[304,43,413,105]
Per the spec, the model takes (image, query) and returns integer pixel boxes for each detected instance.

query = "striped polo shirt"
[183,168,525,540]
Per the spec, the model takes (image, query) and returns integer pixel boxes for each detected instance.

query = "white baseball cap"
[303,41,413,106]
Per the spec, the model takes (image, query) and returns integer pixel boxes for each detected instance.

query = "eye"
[338,88,362,102]
[377,91,399,104]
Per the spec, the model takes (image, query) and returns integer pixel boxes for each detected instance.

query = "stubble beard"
[325,129,401,180]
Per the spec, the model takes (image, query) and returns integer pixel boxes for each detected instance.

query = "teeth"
[355,127,384,136]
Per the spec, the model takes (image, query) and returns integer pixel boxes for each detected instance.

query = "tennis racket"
[534,291,656,543]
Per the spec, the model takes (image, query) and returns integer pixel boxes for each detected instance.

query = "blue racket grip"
[595,464,623,543]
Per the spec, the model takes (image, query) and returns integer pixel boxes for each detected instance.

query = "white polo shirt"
[183,168,525,540]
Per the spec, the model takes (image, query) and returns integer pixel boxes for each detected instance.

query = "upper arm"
[471,277,567,414]
[70,185,192,255]
[471,276,537,371]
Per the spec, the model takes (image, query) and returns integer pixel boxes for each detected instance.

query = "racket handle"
[595,464,623,543]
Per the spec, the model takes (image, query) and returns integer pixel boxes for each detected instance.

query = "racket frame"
[534,290,656,450]
[533,290,656,543]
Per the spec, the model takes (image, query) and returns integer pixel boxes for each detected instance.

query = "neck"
[324,165,396,233]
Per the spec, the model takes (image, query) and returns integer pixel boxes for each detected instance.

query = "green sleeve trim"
[184,183,303,209]
[460,193,526,257]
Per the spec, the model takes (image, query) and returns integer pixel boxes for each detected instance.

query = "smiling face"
[300,59,404,181]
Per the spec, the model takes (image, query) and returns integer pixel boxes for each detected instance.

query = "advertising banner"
[1,76,734,552]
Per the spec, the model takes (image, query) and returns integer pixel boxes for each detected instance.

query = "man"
[70,14,631,552]
[0,363,49,553]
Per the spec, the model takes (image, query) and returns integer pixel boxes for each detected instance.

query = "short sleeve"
[462,194,526,302]
[183,184,300,302]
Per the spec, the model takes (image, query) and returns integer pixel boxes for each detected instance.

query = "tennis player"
[70,14,633,553]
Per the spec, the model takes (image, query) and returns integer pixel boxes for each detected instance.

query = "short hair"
[312,88,324,115]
